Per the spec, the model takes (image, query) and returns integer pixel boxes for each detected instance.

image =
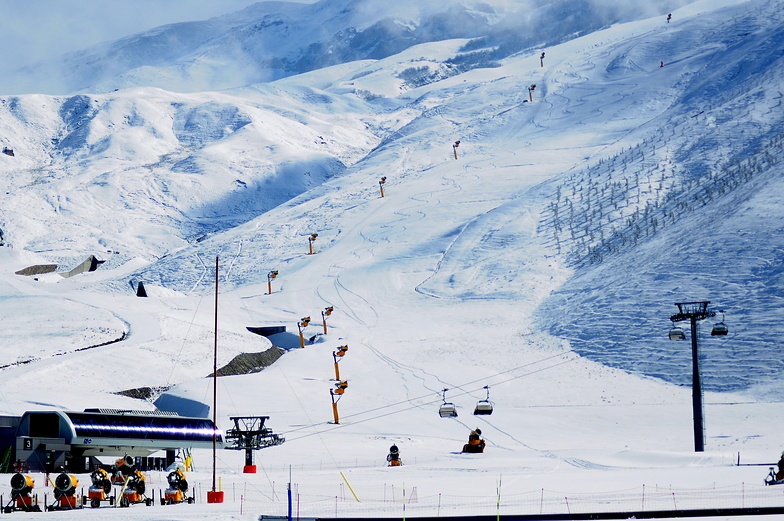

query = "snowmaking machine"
[118,470,152,507]
[46,472,83,511]
[87,468,115,508]
[161,468,193,505]
[461,428,486,453]
[386,445,402,467]
[111,455,135,485]
[3,473,41,513]
[765,467,784,486]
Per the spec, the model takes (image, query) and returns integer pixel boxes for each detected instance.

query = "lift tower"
[669,301,715,452]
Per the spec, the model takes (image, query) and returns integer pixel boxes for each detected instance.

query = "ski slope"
[0,0,783,519]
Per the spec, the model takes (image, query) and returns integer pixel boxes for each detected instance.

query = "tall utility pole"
[669,301,715,452]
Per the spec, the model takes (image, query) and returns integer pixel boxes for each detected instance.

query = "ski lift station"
[0,409,223,473]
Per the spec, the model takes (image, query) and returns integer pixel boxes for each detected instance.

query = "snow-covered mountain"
[4,0,693,95]
[1,0,784,518]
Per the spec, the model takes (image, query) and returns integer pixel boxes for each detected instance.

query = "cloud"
[0,0,316,73]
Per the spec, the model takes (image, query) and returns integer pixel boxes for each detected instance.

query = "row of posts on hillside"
[298,309,349,424]
[294,306,334,348]
[286,306,348,423]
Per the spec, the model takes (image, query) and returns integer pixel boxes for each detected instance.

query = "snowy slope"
[1,0,784,519]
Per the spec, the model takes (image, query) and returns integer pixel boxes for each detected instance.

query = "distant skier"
[386,445,402,466]
[777,451,784,480]
[667,13,672,23]
[660,61,665,68]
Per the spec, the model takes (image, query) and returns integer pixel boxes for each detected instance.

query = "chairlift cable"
[276,365,344,471]
[281,353,581,441]
[287,350,578,433]
[163,252,211,386]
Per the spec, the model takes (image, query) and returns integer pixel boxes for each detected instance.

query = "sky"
[0,0,317,71]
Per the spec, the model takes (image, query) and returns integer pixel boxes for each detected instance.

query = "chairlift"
[711,311,728,336]
[711,323,728,335]
[668,323,686,340]
[438,388,458,418]
[473,385,493,416]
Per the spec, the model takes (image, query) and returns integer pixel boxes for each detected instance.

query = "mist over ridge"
[3,0,693,95]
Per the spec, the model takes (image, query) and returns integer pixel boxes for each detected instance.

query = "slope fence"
[224,482,784,519]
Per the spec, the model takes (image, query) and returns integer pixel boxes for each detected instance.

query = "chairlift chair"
[473,385,494,416]
[711,323,728,336]
[711,311,728,336]
[668,325,686,340]
[438,388,458,418]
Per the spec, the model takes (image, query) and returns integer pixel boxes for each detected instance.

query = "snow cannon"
[765,466,784,486]
[162,469,192,505]
[112,454,135,484]
[4,473,41,512]
[116,455,134,471]
[88,468,114,508]
[47,473,82,510]
[462,428,486,454]
[387,445,402,467]
[119,471,151,507]
[54,473,78,497]
[10,473,34,496]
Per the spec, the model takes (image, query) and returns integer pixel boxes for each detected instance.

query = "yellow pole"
[268,280,272,294]
[340,471,360,502]
[334,361,340,381]
[529,89,533,102]
[403,481,407,521]
[115,476,131,507]
[453,146,458,160]
[299,330,305,348]
[308,240,314,255]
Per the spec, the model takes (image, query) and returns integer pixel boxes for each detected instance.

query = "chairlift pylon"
[473,385,493,416]
[438,388,458,418]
